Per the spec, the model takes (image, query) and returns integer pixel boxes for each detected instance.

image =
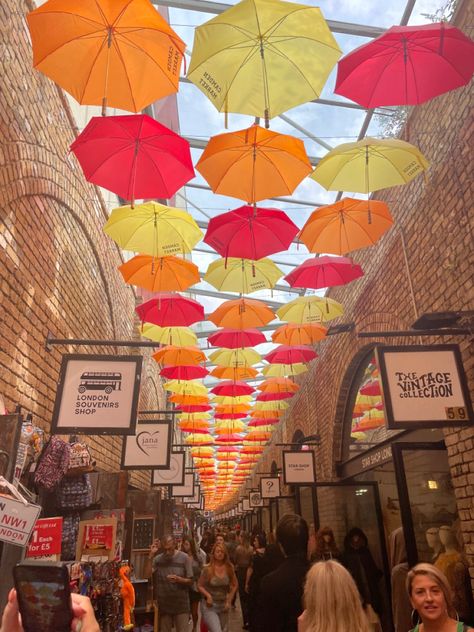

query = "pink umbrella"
[136,294,204,327]
[264,345,317,364]
[248,418,280,427]
[208,328,267,349]
[160,366,209,380]
[360,380,381,396]
[176,404,212,413]
[256,392,294,401]
[211,382,255,396]
[284,256,363,290]
[214,413,248,420]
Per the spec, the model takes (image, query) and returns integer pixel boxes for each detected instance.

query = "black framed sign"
[260,476,281,498]
[242,498,251,512]
[283,450,316,485]
[152,451,185,486]
[121,420,172,470]
[376,345,474,429]
[249,491,263,507]
[184,485,201,506]
[172,473,195,497]
[51,354,142,435]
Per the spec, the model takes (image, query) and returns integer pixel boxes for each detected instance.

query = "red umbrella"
[215,435,244,443]
[361,380,382,396]
[214,413,248,420]
[211,382,255,396]
[70,114,195,204]
[160,366,209,380]
[335,22,474,108]
[136,294,204,327]
[248,418,280,427]
[208,328,266,349]
[264,345,317,364]
[285,256,363,290]
[256,392,294,401]
[176,405,212,413]
[204,206,299,260]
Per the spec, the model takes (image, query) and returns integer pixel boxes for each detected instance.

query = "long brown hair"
[206,543,235,580]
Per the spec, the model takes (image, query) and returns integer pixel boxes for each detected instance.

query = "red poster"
[26,517,63,557]
[83,524,114,550]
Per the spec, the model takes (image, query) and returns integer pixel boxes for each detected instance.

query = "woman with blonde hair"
[298,560,371,632]
[406,563,472,632]
[198,542,238,632]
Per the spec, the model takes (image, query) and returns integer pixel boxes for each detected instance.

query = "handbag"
[66,442,95,476]
[34,437,70,490]
[56,473,92,510]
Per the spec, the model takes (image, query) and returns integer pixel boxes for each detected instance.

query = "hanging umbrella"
[264,345,317,364]
[104,202,203,256]
[209,348,261,368]
[204,206,299,260]
[256,392,294,402]
[153,346,206,366]
[215,412,248,420]
[211,395,253,405]
[179,423,211,434]
[248,418,280,427]
[271,323,327,346]
[245,430,272,442]
[360,380,382,396]
[196,125,312,203]
[209,366,259,380]
[71,115,195,205]
[211,382,255,397]
[249,408,284,419]
[170,394,209,405]
[177,412,212,421]
[186,433,214,444]
[190,446,214,458]
[285,256,363,290]
[187,0,341,123]
[208,328,266,349]
[164,380,208,395]
[27,0,185,113]
[160,365,209,380]
[209,298,274,329]
[311,137,429,194]
[276,296,344,324]
[353,394,381,414]
[254,400,289,411]
[178,405,213,413]
[262,363,308,377]
[335,22,474,108]
[141,325,198,347]
[119,256,200,292]
[205,258,282,294]
[299,198,394,255]
[178,419,210,431]
[258,378,299,393]
[137,294,204,327]
[214,404,252,414]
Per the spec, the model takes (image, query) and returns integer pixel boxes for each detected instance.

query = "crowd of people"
[0,513,472,632]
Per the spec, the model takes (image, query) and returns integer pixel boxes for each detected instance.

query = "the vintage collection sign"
[376,345,474,429]
[121,420,172,470]
[51,354,142,435]
[172,473,195,498]
[152,451,185,486]
[260,476,281,498]
[283,450,316,485]
[26,517,63,558]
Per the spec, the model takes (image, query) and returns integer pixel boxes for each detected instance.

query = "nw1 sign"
[26,517,63,558]
[0,496,41,547]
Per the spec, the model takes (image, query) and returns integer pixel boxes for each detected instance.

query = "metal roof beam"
[192,246,305,269]
[192,287,285,308]
[185,182,326,208]
[196,276,305,296]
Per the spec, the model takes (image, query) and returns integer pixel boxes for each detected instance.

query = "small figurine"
[119,564,135,631]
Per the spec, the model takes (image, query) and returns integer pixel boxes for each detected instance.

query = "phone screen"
[14,564,73,632]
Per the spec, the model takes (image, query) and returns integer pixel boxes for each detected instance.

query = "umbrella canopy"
[335,22,474,108]
[204,205,299,260]
[119,255,200,292]
[178,405,213,413]
[211,382,255,397]
[256,392,294,401]
[209,298,274,329]
[140,325,198,347]
[248,418,280,427]
[71,115,195,204]
[311,137,429,193]
[299,198,394,255]
[137,294,204,327]
[215,412,248,420]
[262,363,308,377]
[209,348,261,368]
[276,296,344,324]
[170,394,209,406]
[360,380,382,396]
[254,400,289,411]
[160,365,209,380]
[204,258,282,294]
[271,323,327,346]
[164,380,208,396]
[187,0,341,121]
[196,125,312,203]
[27,0,185,113]
[210,366,259,380]
[258,378,300,393]
[153,345,206,366]
[214,403,252,414]
[178,419,210,431]
[249,408,285,418]
[285,256,363,290]
[264,345,317,364]
[208,328,266,349]
[104,202,203,257]
[211,395,253,405]
[177,412,212,421]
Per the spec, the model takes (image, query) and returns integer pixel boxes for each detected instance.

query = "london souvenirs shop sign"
[376,345,474,429]
[51,354,142,435]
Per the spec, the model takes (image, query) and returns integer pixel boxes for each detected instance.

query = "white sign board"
[172,473,195,498]
[121,421,171,469]
[0,495,41,547]
[249,491,263,507]
[152,452,185,486]
[242,498,251,512]
[283,450,316,485]
[260,477,281,498]
[52,355,142,435]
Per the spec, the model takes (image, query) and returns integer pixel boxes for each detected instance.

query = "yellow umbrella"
[262,363,308,377]
[311,137,429,193]
[140,325,198,347]
[186,434,214,445]
[211,395,254,405]
[204,258,282,294]
[177,413,212,421]
[277,296,344,324]
[164,380,208,396]
[254,400,289,411]
[188,0,341,123]
[104,202,203,256]
[209,348,261,367]
[215,421,247,432]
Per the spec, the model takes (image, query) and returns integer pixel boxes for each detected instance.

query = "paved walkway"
[227,603,244,631]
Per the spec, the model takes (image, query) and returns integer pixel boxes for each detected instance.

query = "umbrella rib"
[369,146,423,184]
[33,28,107,67]
[111,36,139,112]
[263,42,323,99]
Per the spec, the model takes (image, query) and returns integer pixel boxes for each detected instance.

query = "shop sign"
[172,473,195,498]
[282,450,316,485]
[83,523,114,550]
[260,476,281,498]
[184,486,201,506]
[152,451,185,486]
[26,517,63,558]
[249,491,263,507]
[341,445,393,479]
[51,354,142,435]
[242,498,251,512]
[0,484,41,547]
[376,345,474,429]
[121,420,172,470]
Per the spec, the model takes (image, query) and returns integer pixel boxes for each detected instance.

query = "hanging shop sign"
[121,420,172,470]
[242,498,251,512]
[282,450,316,485]
[26,516,63,558]
[152,451,185,486]
[376,345,474,429]
[51,354,142,435]
[0,478,41,547]
[249,491,263,507]
[77,517,117,561]
[260,476,281,498]
[172,473,195,498]
[184,485,201,506]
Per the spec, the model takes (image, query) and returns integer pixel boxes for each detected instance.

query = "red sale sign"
[83,524,114,550]
[26,517,63,557]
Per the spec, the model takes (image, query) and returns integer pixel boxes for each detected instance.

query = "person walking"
[181,536,203,632]
[234,532,254,629]
[198,543,238,632]
[246,533,267,632]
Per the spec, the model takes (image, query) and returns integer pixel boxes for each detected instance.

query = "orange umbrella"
[27,0,185,114]
[272,323,327,346]
[178,420,211,432]
[169,394,210,405]
[299,198,393,255]
[119,256,200,292]
[214,404,252,415]
[209,298,274,329]
[258,378,300,393]
[196,124,312,203]
[153,346,206,366]
[249,409,284,419]
[210,366,259,380]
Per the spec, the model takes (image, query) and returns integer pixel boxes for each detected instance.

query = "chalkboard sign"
[132,516,155,551]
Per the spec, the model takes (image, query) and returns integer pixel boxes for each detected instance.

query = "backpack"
[66,442,95,477]
[56,473,92,510]
[34,437,70,490]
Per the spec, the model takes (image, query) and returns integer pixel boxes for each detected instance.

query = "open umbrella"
[208,328,266,349]
[262,363,308,377]
[211,395,253,405]
[211,382,255,397]
[153,346,206,366]
[136,294,204,327]
[164,380,208,395]
[140,325,198,347]
[71,115,195,205]
[248,418,280,427]
[258,378,299,393]
[196,125,312,203]
[271,323,327,346]
[209,366,259,380]
[187,0,341,123]
[104,202,203,256]
[335,22,474,108]
[169,394,209,405]
[299,198,394,255]
[209,298,274,329]
[256,392,294,401]
[205,258,282,294]
[276,296,344,324]
[160,365,209,380]
[215,412,248,420]
[119,256,200,292]
[264,345,317,364]
[27,0,185,113]
[254,400,289,411]
[177,412,212,421]
[178,405,213,413]
[204,206,299,260]
[209,348,261,368]
[285,256,363,290]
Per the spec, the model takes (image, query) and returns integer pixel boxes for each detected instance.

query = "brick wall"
[0,0,167,488]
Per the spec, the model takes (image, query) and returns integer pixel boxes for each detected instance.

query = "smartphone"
[13,562,73,632]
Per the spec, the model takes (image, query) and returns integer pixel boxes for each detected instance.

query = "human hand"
[166,574,177,583]
[205,596,213,607]
[224,598,231,611]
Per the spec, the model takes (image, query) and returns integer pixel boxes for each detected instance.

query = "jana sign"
[152,451,185,486]
[260,477,281,498]
[121,420,172,470]
[51,354,142,435]
[283,450,316,485]
[0,495,41,547]
[376,345,474,429]
[26,517,63,558]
